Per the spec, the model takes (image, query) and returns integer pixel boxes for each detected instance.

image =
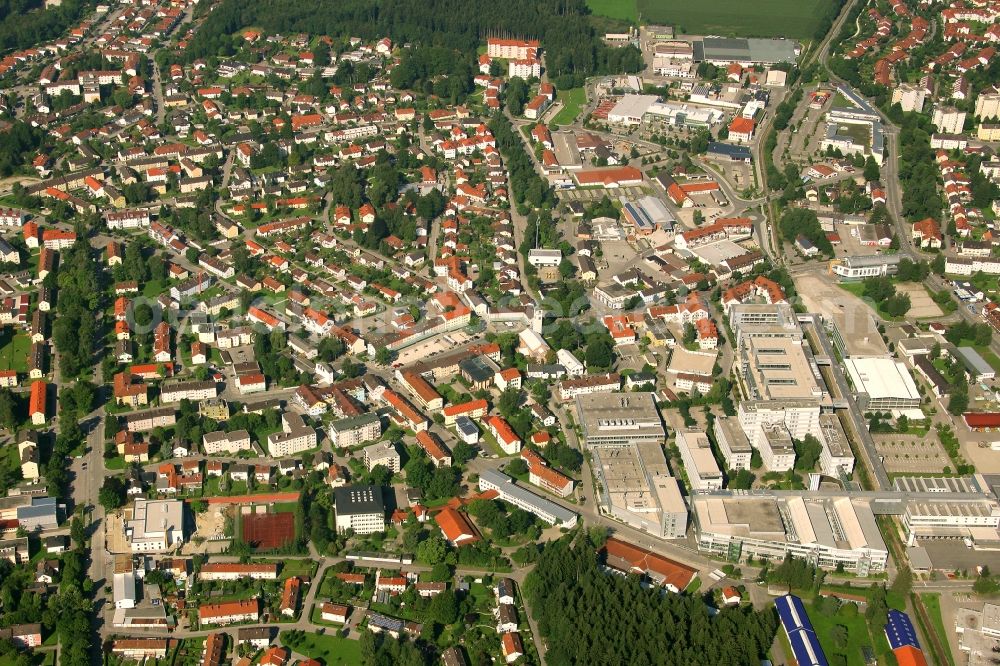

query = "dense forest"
[0,0,94,53]
[523,535,778,665]
[184,0,642,88]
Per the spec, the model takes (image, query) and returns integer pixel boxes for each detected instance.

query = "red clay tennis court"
[241,512,295,550]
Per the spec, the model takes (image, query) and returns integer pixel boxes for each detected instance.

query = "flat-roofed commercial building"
[575,392,665,448]
[692,494,888,575]
[126,499,185,553]
[675,430,723,490]
[713,415,752,471]
[728,303,801,344]
[903,500,1000,540]
[829,254,901,280]
[818,414,855,477]
[607,94,659,125]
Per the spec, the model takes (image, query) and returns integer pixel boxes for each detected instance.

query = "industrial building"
[842,358,921,411]
[694,37,799,65]
[713,415,753,471]
[692,493,889,574]
[675,430,723,490]
[590,441,688,538]
[574,392,665,448]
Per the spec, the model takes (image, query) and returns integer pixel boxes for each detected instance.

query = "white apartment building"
[202,429,252,455]
[738,399,820,456]
[756,423,797,472]
[160,380,218,403]
[891,84,925,113]
[976,91,1000,119]
[266,412,317,457]
[818,414,855,478]
[363,441,401,472]
[932,105,967,134]
[329,413,382,447]
[199,563,278,581]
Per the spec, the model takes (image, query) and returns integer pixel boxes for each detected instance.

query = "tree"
[70,516,85,547]
[506,458,529,477]
[416,534,447,565]
[863,155,880,182]
[99,477,126,512]
[374,347,392,365]
[498,388,521,418]
[948,384,970,416]
[585,338,613,369]
[427,588,459,624]
[0,391,16,430]
[369,465,392,488]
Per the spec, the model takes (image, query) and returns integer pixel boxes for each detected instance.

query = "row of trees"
[52,240,101,378]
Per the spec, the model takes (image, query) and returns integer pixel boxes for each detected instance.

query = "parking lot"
[872,434,951,474]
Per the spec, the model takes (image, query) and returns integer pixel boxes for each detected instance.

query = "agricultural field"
[586,0,638,23]
[635,0,837,40]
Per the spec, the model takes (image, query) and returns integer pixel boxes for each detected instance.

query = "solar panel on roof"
[885,609,920,650]
[777,596,829,666]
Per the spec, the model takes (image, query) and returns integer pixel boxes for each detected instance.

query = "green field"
[0,329,30,373]
[636,0,835,39]
[587,0,638,22]
[920,593,957,666]
[551,87,588,126]
[283,633,362,665]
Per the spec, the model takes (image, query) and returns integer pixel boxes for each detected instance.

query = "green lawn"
[551,88,587,127]
[0,329,30,373]
[282,633,362,666]
[586,0,638,22]
[807,601,875,666]
[141,279,167,299]
[279,559,317,579]
[920,593,956,666]
[637,0,836,39]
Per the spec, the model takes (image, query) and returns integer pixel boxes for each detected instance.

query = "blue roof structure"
[775,595,829,666]
[885,609,920,651]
